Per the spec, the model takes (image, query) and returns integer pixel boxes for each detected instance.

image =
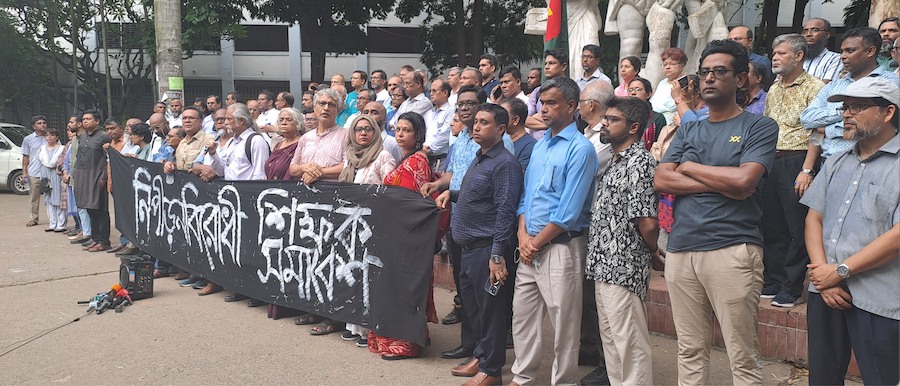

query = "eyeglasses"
[166,134,178,138]
[304,117,318,122]
[150,125,163,130]
[663,61,683,67]
[456,101,480,109]
[627,87,645,92]
[697,66,735,80]
[316,101,338,109]
[601,115,627,123]
[802,28,824,35]
[582,55,596,60]
[836,104,878,115]
[278,118,295,123]
[892,46,900,53]
[354,126,375,133]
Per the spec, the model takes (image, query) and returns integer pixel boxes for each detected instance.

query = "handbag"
[40,178,51,194]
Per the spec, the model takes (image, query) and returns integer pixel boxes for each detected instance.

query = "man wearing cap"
[800,76,899,386]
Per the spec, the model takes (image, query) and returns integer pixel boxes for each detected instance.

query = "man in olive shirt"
[164,107,215,174]
[762,34,826,308]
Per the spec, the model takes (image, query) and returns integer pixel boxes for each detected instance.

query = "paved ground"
[0,191,842,385]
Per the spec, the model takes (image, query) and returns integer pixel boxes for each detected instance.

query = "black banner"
[109,150,439,345]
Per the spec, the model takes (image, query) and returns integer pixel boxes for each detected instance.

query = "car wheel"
[9,170,27,195]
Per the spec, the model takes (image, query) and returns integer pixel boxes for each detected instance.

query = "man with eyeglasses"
[388,71,432,130]
[576,44,612,91]
[289,88,350,184]
[801,76,900,386]
[762,33,826,308]
[202,95,222,135]
[419,84,515,365]
[654,39,778,385]
[423,78,455,171]
[370,70,390,106]
[147,113,171,162]
[801,27,900,161]
[341,88,374,129]
[728,26,772,78]
[801,18,843,84]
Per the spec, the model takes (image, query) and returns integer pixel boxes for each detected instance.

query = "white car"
[0,123,31,195]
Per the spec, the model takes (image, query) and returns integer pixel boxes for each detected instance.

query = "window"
[234,25,289,52]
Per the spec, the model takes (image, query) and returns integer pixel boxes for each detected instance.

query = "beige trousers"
[511,236,586,386]
[665,243,764,386]
[29,178,41,221]
[595,282,653,386]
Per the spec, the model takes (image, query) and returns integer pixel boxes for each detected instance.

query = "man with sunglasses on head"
[801,76,899,386]
[654,39,778,385]
[801,27,900,162]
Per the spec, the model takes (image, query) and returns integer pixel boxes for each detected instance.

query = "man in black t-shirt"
[654,40,778,385]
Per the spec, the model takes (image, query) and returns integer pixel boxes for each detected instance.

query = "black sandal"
[309,318,342,335]
[294,313,322,325]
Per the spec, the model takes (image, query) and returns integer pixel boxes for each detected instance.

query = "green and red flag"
[545,0,569,78]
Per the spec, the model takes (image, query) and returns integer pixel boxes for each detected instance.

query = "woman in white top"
[39,128,66,232]
[648,47,687,125]
[337,114,396,346]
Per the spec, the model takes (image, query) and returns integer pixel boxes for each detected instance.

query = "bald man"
[362,101,402,162]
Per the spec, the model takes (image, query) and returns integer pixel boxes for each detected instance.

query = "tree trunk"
[760,0,780,58]
[454,0,466,67]
[300,11,329,84]
[792,0,810,33]
[154,0,183,100]
[470,0,484,66]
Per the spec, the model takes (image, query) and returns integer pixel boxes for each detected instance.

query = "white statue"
[567,0,603,79]
[605,0,728,86]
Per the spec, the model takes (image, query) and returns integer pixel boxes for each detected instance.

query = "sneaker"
[761,285,779,299]
[771,291,800,308]
[356,338,368,347]
[342,332,361,341]
[179,278,197,287]
[191,279,210,289]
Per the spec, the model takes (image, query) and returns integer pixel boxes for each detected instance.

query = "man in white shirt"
[370,70,391,106]
[362,101,402,163]
[201,95,221,135]
[424,78,455,171]
[447,67,462,107]
[389,71,433,129]
[256,90,280,137]
[493,66,530,104]
[802,18,843,84]
[167,98,183,128]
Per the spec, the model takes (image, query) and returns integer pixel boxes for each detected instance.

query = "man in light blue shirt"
[800,27,900,159]
[22,115,48,226]
[510,77,599,386]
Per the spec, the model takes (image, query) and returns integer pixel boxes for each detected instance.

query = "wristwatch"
[801,168,816,176]
[491,254,504,264]
[836,263,851,279]
[674,97,685,104]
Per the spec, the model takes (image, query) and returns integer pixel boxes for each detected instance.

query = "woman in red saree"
[369,112,440,360]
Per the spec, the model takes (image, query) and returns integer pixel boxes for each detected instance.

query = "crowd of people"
[19,17,900,386]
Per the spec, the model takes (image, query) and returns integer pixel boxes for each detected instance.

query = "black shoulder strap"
[244,133,270,165]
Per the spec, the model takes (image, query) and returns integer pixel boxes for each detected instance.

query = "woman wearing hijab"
[338,114,397,347]
[368,112,439,360]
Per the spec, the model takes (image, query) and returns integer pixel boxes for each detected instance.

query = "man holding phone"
[436,103,523,386]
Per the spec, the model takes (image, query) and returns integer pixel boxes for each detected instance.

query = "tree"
[253,0,396,83]
[1,0,248,119]
[0,12,53,123]
[395,0,545,75]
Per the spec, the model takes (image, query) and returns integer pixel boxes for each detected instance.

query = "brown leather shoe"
[106,244,127,253]
[153,269,169,278]
[82,242,98,251]
[451,357,480,377]
[508,382,520,386]
[173,270,191,280]
[198,282,223,296]
[88,244,111,252]
[462,372,502,386]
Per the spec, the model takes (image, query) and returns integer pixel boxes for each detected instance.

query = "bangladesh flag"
[545,0,569,78]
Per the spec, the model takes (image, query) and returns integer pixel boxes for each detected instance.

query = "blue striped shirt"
[802,49,843,83]
[800,135,900,320]
[799,67,900,159]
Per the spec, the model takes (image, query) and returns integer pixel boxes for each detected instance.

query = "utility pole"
[72,4,78,113]
[154,0,183,102]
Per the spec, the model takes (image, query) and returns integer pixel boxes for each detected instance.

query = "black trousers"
[808,292,899,385]
[87,193,110,246]
[761,153,809,296]
[448,230,476,348]
[459,244,515,376]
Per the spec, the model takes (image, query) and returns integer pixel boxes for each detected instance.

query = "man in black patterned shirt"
[586,97,664,385]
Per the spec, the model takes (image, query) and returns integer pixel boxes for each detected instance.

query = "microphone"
[203,130,225,156]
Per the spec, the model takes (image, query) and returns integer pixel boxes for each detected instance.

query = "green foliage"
[0,12,52,113]
[842,0,870,30]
